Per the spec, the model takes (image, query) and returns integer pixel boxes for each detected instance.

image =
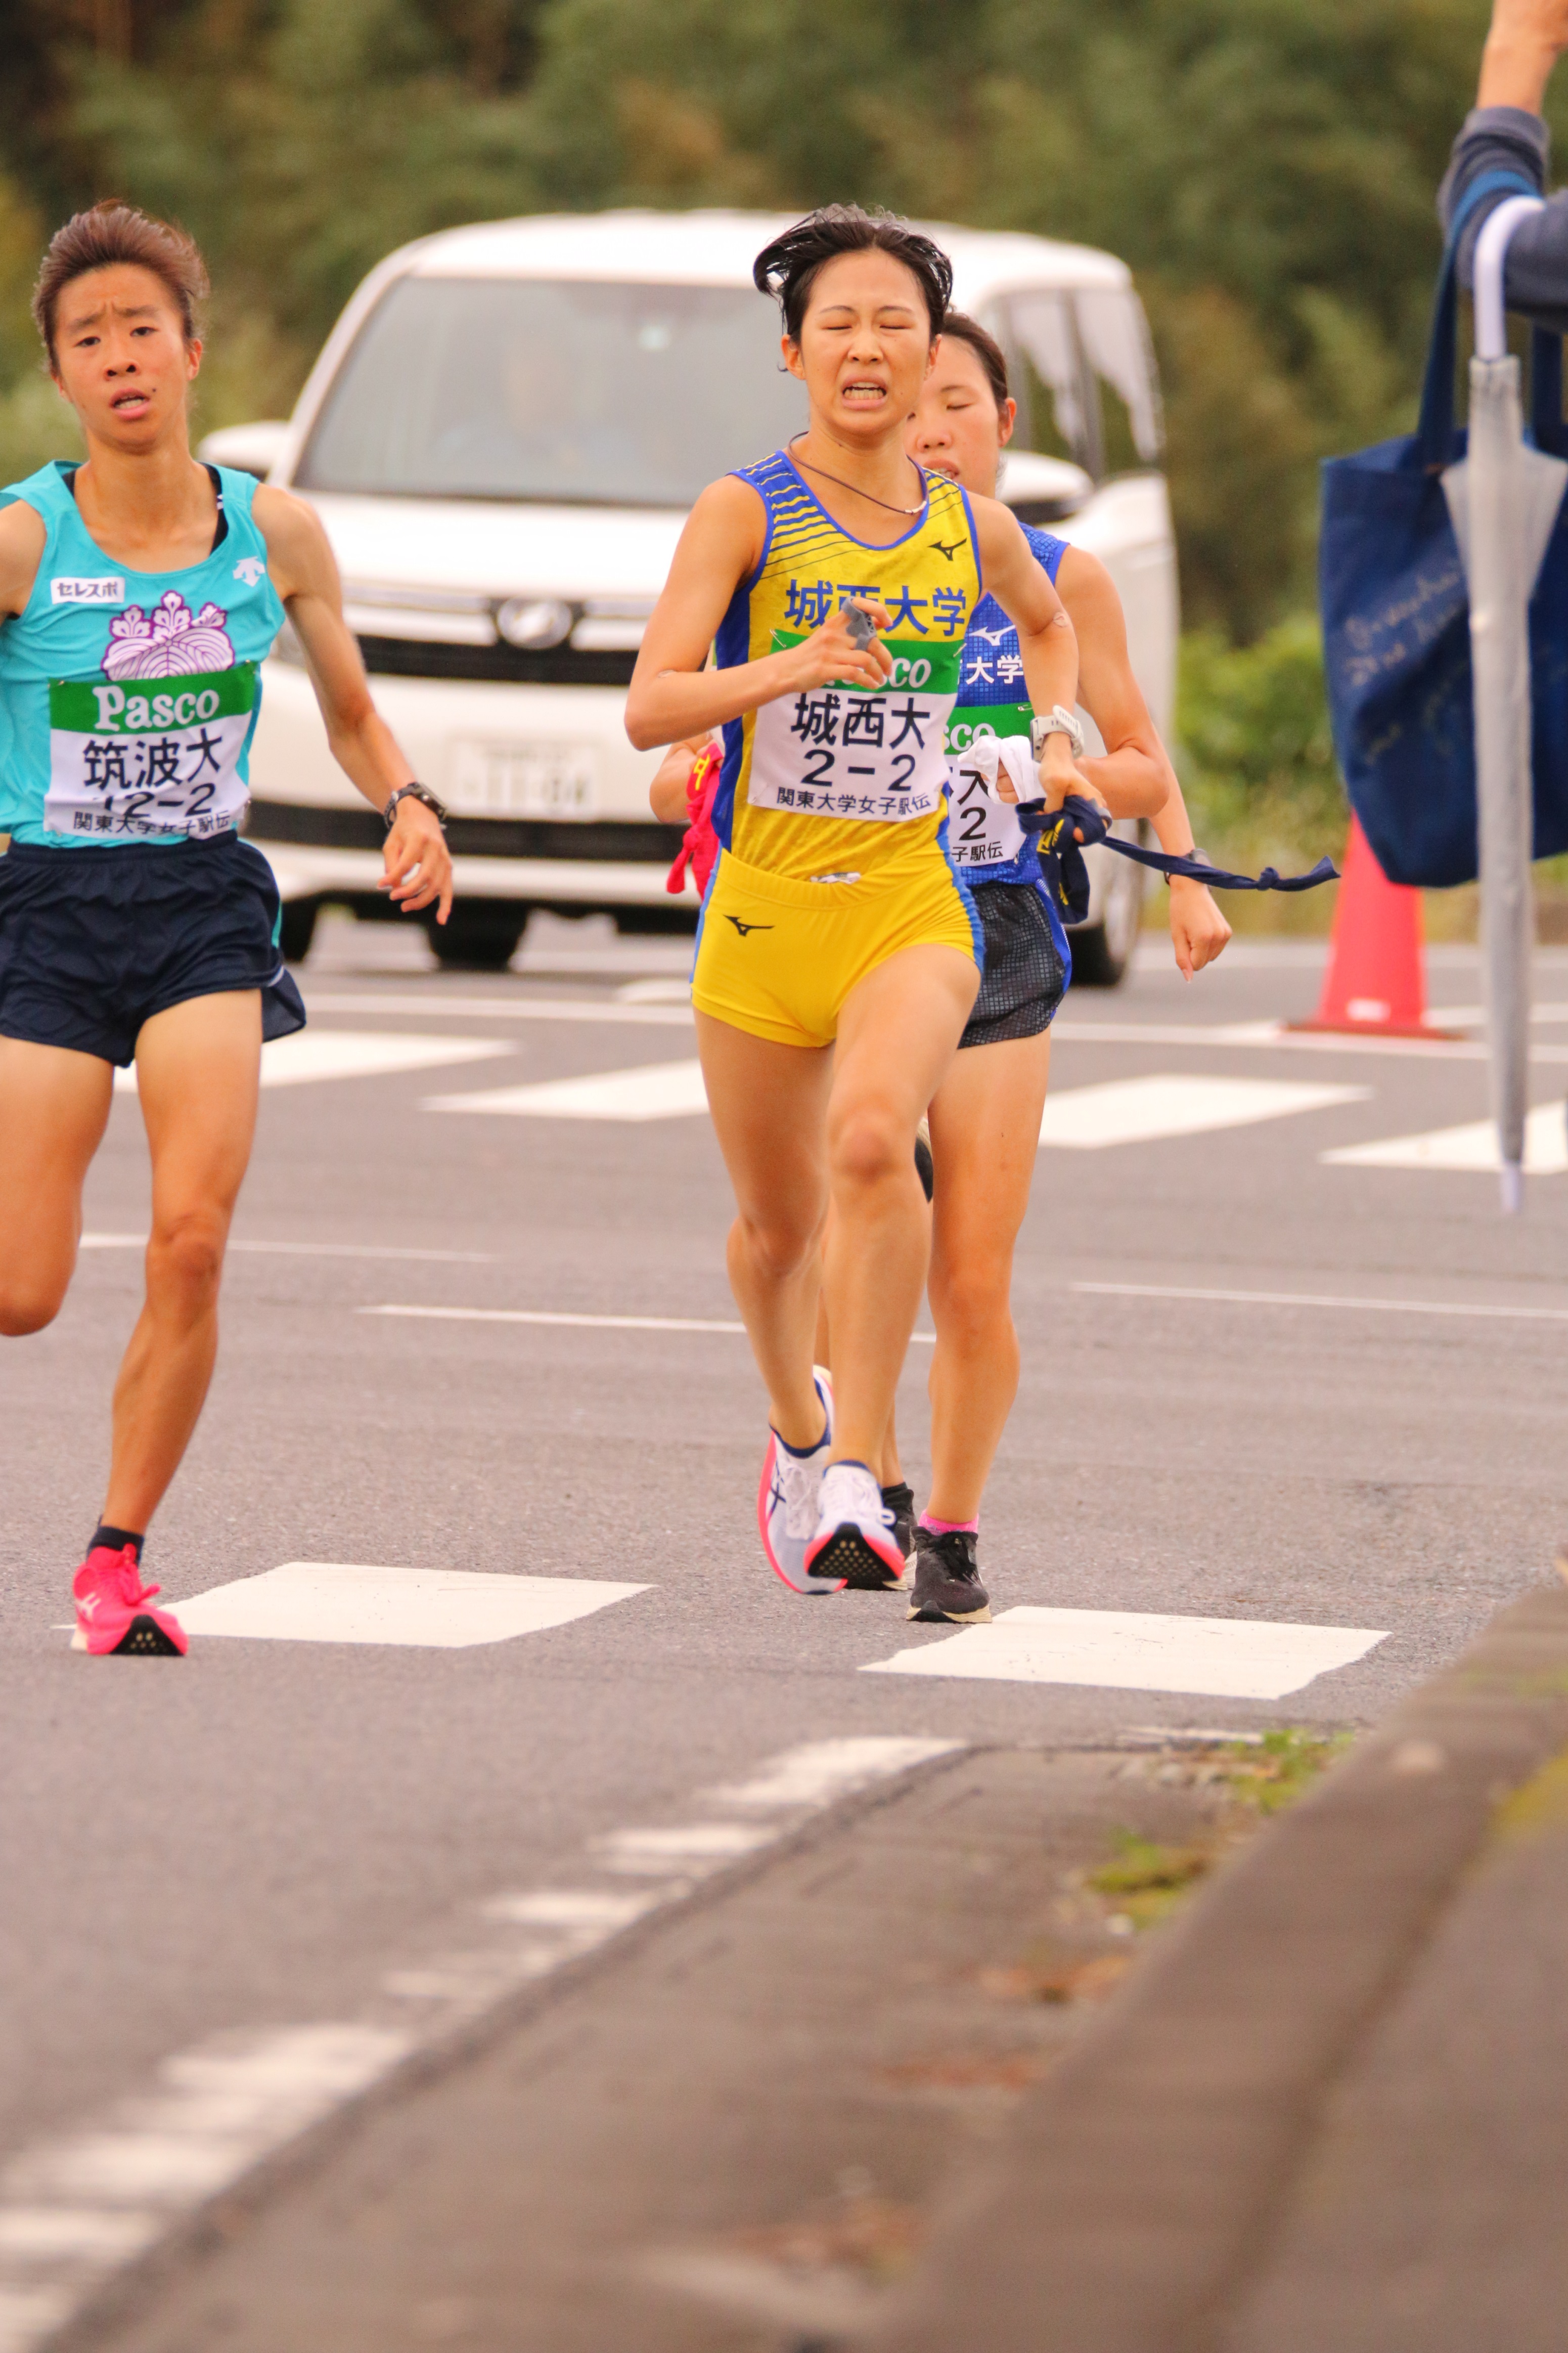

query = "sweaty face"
[53,263,199,448]
[785,250,933,439]
[907,337,1013,499]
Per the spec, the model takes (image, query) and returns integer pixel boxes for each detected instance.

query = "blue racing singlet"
[0,461,284,848]
[943,519,1071,966]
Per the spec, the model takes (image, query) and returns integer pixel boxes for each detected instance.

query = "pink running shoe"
[72,1545,188,1657]
[757,1370,837,1594]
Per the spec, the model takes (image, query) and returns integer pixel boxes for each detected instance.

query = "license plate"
[447,740,598,818]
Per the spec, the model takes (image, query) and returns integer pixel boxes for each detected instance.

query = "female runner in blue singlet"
[891,313,1231,1622]
[0,203,453,1657]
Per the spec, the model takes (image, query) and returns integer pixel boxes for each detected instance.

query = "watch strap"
[384,782,448,830]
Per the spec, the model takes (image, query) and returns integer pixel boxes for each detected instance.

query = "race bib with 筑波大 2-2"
[743,634,962,824]
[44,663,258,840]
[945,701,1032,868]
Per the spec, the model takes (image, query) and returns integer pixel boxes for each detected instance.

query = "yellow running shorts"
[691,846,982,1051]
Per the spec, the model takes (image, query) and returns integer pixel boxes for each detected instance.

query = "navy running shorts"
[958,879,1069,1050]
[0,831,306,1067]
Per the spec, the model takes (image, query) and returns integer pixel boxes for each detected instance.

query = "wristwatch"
[1166,848,1212,884]
[1030,704,1086,761]
[384,782,448,831]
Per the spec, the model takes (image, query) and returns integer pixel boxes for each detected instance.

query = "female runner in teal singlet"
[0,203,453,1657]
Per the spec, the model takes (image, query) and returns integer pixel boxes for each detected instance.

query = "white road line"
[1052,1019,1568,1065]
[864,1606,1387,1698]
[595,1824,780,1875]
[363,1304,745,1334]
[1072,1280,1568,1324]
[707,1735,958,1811]
[1322,1100,1568,1173]
[0,1736,961,2351]
[80,1235,492,1263]
[303,991,694,1026]
[427,1057,708,1121]
[359,1303,938,1343]
[169,1562,650,1649]
[1426,1003,1568,1025]
[113,1031,513,1095]
[1039,1073,1367,1149]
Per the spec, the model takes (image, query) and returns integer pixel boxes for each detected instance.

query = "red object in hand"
[665,743,723,899]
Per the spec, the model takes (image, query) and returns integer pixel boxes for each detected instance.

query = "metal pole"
[1467,345,1534,1212]
[1463,197,1555,1212]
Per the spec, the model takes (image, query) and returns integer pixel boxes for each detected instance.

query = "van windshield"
[295,276,809,506]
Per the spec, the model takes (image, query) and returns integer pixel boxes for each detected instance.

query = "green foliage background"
[0,0,1537,889]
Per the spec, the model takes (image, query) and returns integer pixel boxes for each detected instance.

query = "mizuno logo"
[725,917,774,937]
[931,539,964,561]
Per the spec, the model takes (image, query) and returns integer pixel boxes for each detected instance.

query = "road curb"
[866,1581,1568,2353]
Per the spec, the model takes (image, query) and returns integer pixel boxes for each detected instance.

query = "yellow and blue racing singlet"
[712,452,983,885]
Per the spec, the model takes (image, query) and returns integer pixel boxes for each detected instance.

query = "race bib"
[745,634,961,824]
[45,665,257,840]
[945,702,1033,869]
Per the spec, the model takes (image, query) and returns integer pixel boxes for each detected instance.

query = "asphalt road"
[3,911,1566,2337]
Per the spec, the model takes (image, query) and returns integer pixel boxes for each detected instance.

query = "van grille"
[247,799,685,863]
[354,634,639,687]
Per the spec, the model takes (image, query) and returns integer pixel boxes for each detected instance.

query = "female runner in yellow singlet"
[627,205,1109,1595]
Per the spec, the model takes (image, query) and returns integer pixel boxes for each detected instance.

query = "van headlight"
[497,597,574,649]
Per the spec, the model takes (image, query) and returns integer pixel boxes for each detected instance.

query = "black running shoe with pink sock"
[907,1526,991,1623]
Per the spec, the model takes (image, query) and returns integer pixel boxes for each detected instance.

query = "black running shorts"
[958,880,1069,1050]
[0,831,305,1067]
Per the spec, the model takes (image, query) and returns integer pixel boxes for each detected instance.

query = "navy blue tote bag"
[1320,183,1568,888]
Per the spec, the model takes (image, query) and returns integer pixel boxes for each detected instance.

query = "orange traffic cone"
[1290,815,1458,1039]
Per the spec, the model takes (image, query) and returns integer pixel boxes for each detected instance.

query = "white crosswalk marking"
[114,1031,511,1094]
[1323,1100,1568,1172]
[1039,1073,1367,1149]
[863,1605,1387,1698]
[427,1058,708,1121]
[170,1562,649,1648]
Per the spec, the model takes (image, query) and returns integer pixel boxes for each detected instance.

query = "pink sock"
[919,1511,978,1537]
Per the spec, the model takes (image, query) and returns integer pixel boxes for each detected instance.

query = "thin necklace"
[787,435,927,517]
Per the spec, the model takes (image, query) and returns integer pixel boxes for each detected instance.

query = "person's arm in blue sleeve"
[1439,0,1568,329]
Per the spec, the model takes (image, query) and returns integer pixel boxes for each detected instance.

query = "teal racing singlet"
[0,461,284,848]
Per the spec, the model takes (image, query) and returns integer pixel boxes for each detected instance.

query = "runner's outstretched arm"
[1058,544,1231,976]
[625,478,893,750]
[253,487,453,923]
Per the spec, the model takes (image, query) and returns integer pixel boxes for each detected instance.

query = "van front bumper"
[246,797,687,907]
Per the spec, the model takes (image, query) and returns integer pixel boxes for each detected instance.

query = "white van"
[205,210,1177,981]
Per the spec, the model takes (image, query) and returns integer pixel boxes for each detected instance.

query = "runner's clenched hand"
[381,799,453,922]
[1168,877,1232,980]
[781,600,894,695]
[1036,753,1111,834]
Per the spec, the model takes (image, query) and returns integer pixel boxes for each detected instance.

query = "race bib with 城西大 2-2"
[743,634,962,825]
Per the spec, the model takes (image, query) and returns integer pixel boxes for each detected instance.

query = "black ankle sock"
[881,1481,914,1507]
[91,1523,144,1562]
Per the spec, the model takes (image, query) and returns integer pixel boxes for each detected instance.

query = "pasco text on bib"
[45,664,258,840]
[747,634,961,824]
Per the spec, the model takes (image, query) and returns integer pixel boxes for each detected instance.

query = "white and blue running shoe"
[757,1369,837,1594]
[803,1459,907,1591]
